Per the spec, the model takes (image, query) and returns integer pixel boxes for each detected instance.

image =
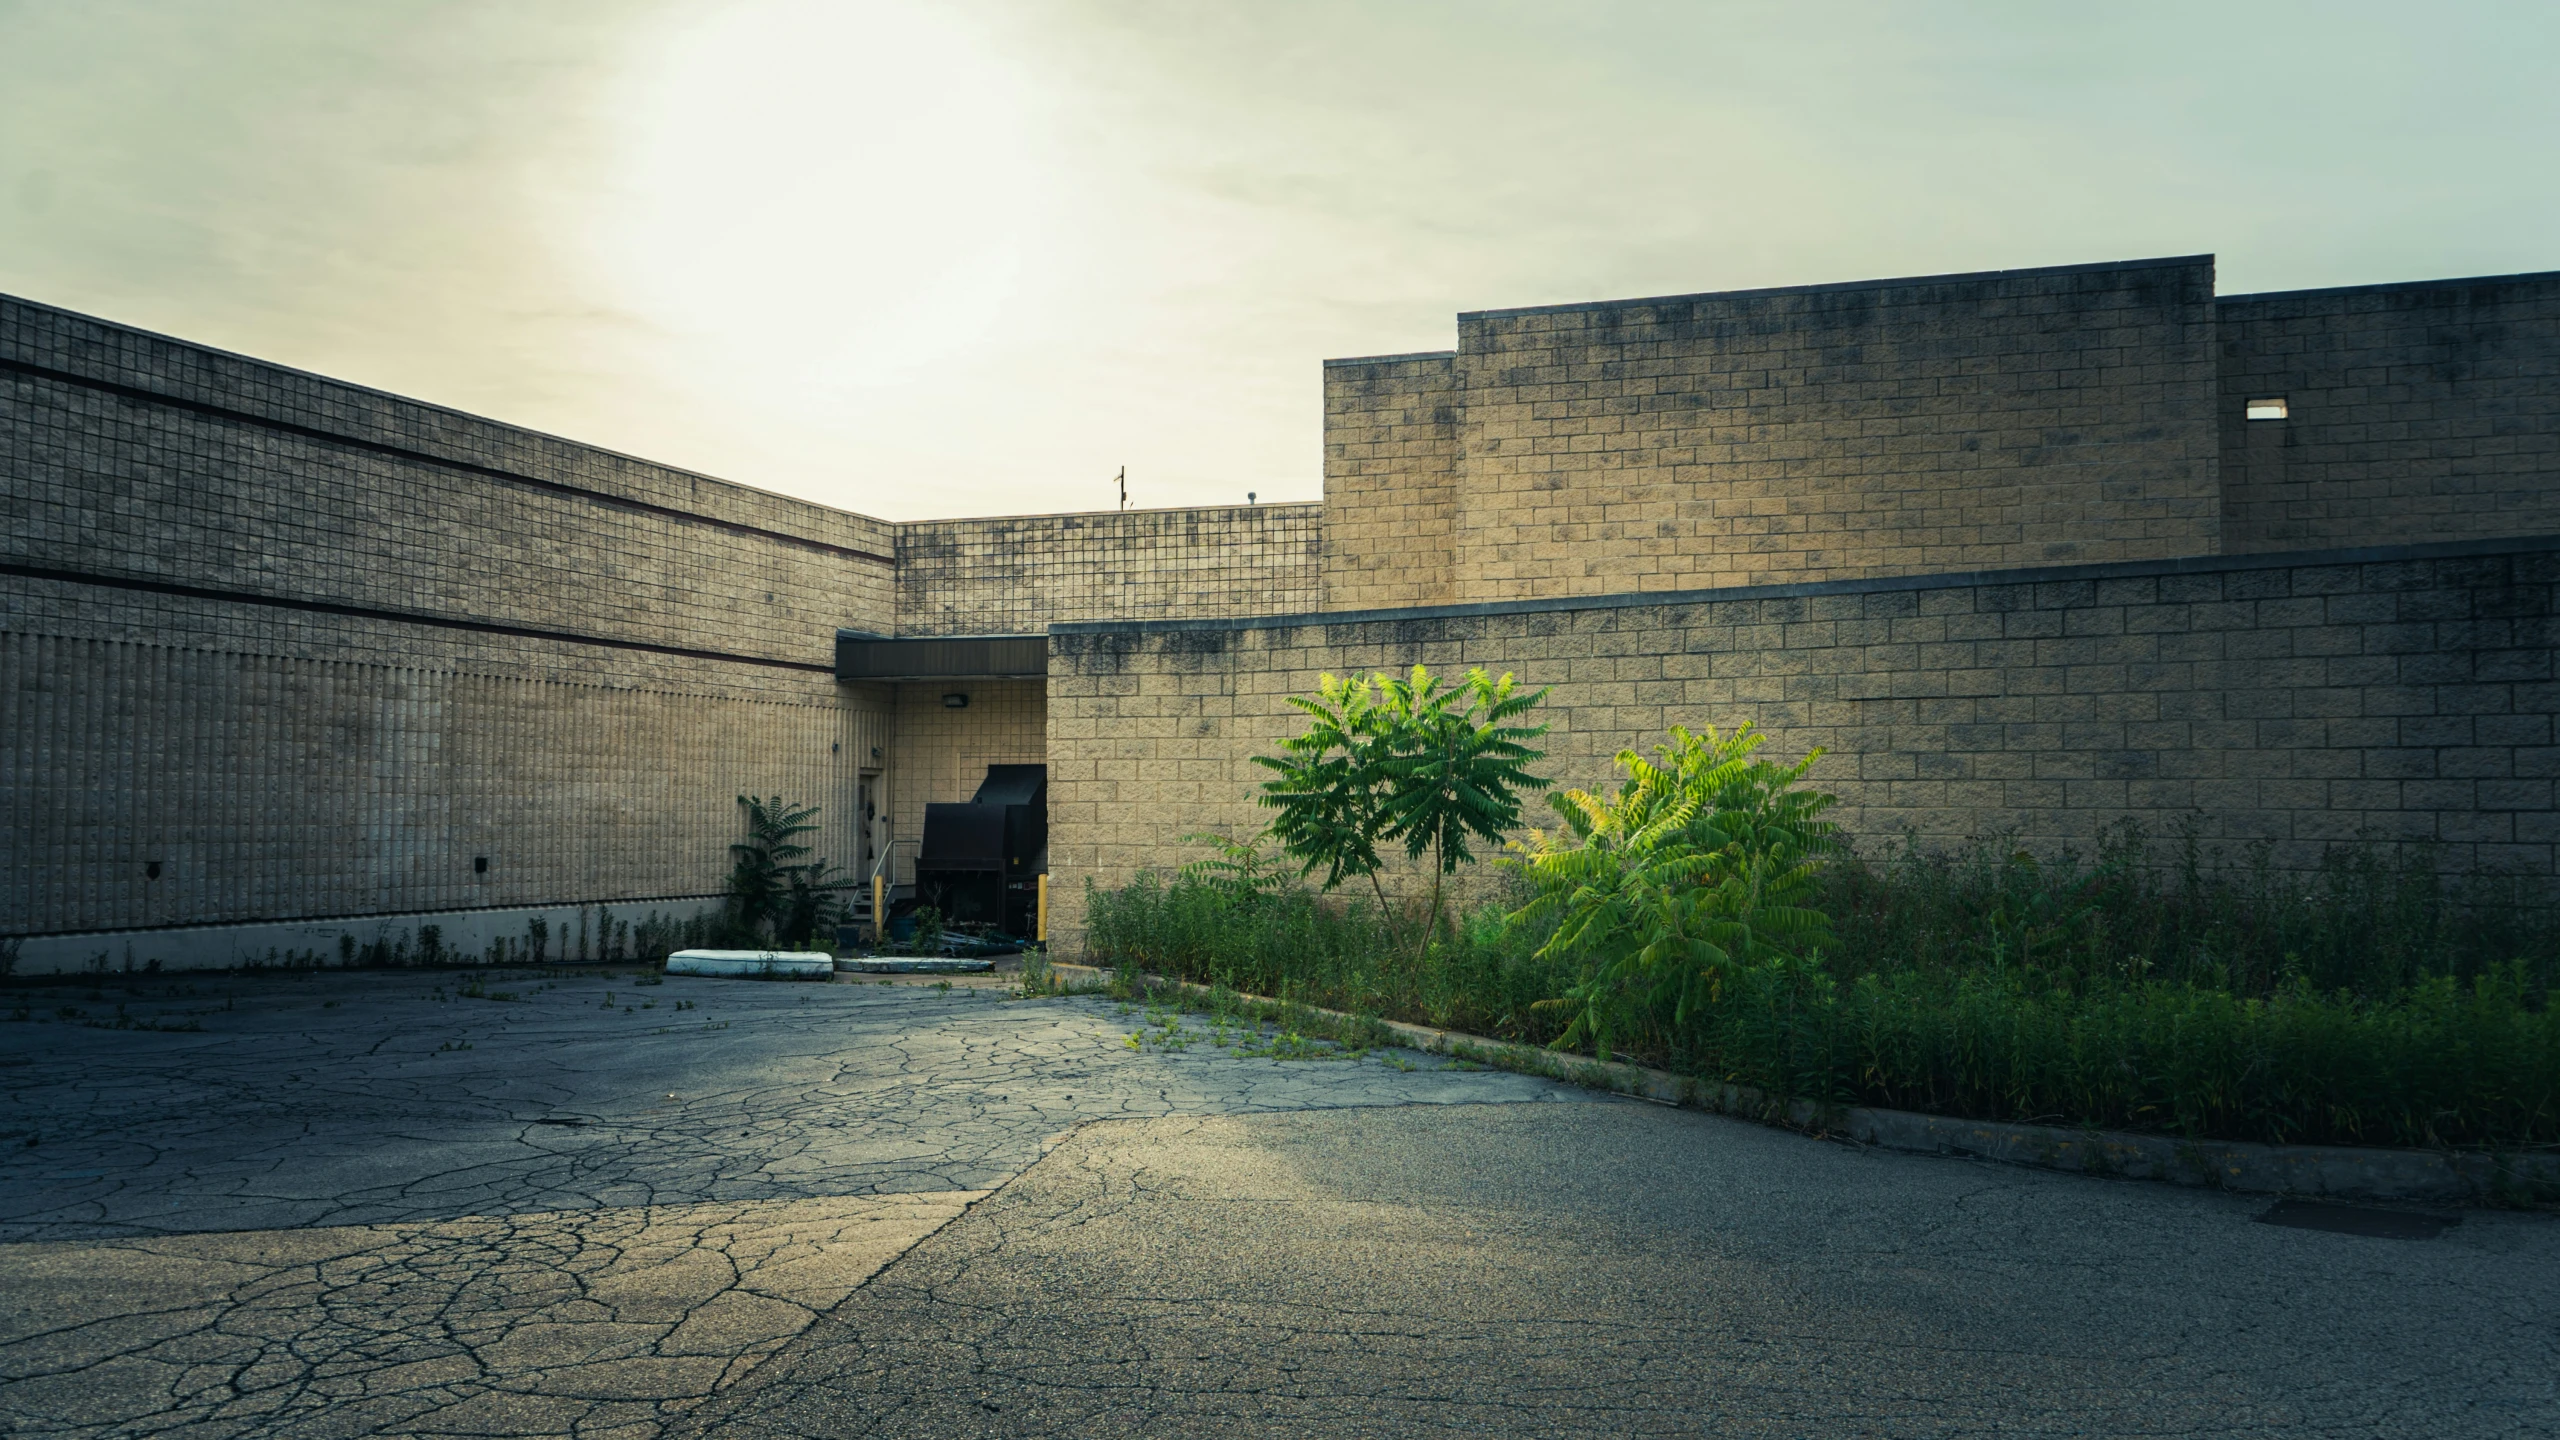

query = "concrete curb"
[1048,964,2559,1206]
[838,957,998,975]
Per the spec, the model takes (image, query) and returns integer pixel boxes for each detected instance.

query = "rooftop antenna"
[1116,466,1127,511]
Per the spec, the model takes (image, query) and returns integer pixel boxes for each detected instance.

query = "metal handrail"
[865,839,919,886]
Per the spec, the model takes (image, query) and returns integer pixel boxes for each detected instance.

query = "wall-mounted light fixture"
[145,860,163,880]
[943,693,969,709]
[2245,397,2289,421]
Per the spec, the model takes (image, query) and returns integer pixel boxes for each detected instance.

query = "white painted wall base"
[5,899,724,977]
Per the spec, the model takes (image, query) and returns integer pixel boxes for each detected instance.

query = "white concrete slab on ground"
[665,950,834,979]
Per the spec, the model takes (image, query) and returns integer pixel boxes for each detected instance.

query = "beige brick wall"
[0,624,886,933]
[2,296,897,661]
[21,256,2559,941]
[2219,272,2560,552]
[3,294,893,935]
[1046,540,2560,947]
[881,679,1045,886]
[894,506,1321,637]
[1322,353,1460,610]
[1320,258,2225,607]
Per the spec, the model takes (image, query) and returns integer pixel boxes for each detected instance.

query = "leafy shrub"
[908,904,946,957]
[1254,665,1547,959]
[1087,726,2560,1148]
[725,796,848,947]
[1510,724,1837,1059]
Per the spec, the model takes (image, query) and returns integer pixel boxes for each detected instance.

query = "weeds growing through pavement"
[1101,975,1414,1065]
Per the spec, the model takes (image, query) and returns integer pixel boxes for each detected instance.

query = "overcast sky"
[3,1,2553,520]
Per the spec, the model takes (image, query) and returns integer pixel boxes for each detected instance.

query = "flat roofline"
[1323,350,1460,369]
[1454,255,2215,323]
[2218,267,2560,306]
[1047,534,2560,637]
[836,629,1042,642]
[0,290,897,537]
[5,291,1330,540]
[898,499,1321,527]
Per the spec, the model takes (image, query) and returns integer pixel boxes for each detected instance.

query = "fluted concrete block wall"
[2219,272,2560,553]
[2,294,888,939]
[1046,539,2560,947]
[894,506,1321,638]
[2,297,898,657]
[1,630,878,933]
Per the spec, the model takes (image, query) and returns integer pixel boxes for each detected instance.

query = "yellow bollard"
[1036,874,1049,944]
[873,873,886,947]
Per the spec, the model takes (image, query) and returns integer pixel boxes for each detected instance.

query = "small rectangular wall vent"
[2245,397,2289,421]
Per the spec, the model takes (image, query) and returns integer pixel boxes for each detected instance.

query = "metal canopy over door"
[834,632,1044,680]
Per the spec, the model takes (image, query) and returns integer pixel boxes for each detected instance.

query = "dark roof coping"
[1322,350,1460,369]
[2217,268,2560,306]
[1454,255,2215,323]
[899,501,1321,527]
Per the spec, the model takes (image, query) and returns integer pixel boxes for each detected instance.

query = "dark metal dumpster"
[914,764,1046,933]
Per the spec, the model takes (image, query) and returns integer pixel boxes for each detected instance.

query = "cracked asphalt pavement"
[4,966,2554,1437]
[0,965,1584,1437]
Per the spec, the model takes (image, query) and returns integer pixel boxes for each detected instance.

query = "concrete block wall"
[18,251,2559,950]
[1,627,879,935]
[2219,271,2560,553]
[1322,353,1461,610]
[883,679,1045,886]
[2,293,891,943]
[2,295,897,661]
[1046,538,2559,947]
[893,505,1321,638]
[1320,258,2226,606]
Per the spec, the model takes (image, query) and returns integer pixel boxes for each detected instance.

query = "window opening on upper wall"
[2244,397,2289,421]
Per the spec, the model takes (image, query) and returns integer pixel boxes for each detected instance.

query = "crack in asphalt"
[0,969,1588,1437]
[8,972,2556,1437]
[669,1109,2560,1440]
[3,1193,986,1438]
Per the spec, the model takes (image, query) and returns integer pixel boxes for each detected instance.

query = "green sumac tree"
[1511,724,1838,1059]
[726,795,850,947]
[1253,664,1549,962]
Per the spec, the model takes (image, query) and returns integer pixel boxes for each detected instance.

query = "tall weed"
[1086,826,2560,1148]
[1826,820,2558,1003]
